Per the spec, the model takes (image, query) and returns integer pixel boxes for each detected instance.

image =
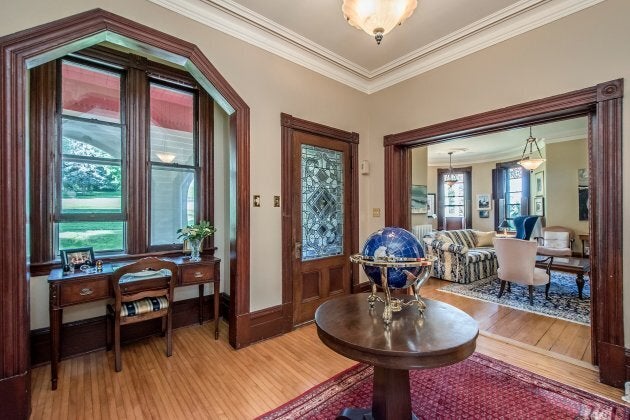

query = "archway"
[0,9,251,417]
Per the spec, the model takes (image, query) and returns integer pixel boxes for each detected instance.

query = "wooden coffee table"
[315,293,478,420]
[536,256,590,299]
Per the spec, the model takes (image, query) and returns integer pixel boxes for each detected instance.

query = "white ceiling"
[150,0,606,93]
[425,117,588,165]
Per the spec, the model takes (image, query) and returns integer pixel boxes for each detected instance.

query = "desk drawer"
[181,265,214,285]
[59,279,109,305]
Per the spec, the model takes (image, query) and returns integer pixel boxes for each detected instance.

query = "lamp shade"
[517,157,545,171]
[498,219,511,229]
[342,0,418,44]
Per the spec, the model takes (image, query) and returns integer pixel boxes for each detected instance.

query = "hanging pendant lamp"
[444,152,458,188]
[342,0,418,45]
[517,126,545,171]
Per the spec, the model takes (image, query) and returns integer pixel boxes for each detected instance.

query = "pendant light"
[342,0,418,45]
[444,152,458,188]
[517,126,545,171]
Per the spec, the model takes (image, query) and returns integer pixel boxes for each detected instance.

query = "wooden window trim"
[30,46,215,274]
[436,166,472,230]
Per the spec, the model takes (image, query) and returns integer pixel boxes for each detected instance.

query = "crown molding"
[149,0,606,94]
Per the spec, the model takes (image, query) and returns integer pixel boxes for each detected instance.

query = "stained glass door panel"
[301,144,344,261]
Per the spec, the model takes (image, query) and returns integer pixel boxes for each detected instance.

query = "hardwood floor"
[422,278,593,363]
[31,285,612,419]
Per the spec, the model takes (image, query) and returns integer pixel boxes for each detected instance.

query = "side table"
[315,293,478,419]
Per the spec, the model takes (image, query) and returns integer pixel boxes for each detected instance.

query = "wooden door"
[289,130,353,325]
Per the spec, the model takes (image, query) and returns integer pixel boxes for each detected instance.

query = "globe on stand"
[350,227,436,325]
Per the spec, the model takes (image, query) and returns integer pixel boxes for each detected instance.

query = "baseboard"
[597,341,626,388]
[248,303,291,344]
[30,294,224,366]
[0,371,30,419]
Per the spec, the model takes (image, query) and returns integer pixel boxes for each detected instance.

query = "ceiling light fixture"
[156,151,176,164]
[517,126,545,171]
[342,0,418,45]
[444,151,458,188]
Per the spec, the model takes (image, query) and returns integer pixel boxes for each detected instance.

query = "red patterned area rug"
[257,353,629,419]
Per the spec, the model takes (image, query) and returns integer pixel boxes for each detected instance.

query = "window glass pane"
[149,84,194,166]
[61,61,121,123]
[508,204,521,218]
[445,206,464,217]
[61,161,122,214]
[58,221,124,252]
[151,167,196,245]
[509,177,522,192]
[61,119,122,159]
[301,144,344,261]
[508,192,522,206]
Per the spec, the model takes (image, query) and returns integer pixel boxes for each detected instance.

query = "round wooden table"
[315,293,478,420]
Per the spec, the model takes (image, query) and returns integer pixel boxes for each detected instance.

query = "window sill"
[29,247,217,277]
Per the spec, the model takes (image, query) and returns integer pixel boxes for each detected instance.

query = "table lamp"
[498,219,510,236]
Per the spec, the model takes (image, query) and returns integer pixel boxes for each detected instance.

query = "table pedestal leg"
[50,308,62,390]
[576,273,585,300]
[337,367,415,420]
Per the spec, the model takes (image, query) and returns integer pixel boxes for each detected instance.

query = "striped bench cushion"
[466,249,496,263]
[121,296,168,317]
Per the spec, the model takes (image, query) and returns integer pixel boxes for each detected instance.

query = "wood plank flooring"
[422,278,593,363]
[30,282,609,419]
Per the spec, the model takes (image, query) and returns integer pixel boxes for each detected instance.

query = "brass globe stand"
[350,255,436,325]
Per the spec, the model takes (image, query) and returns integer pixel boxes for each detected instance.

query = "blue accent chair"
[513,215,540,240]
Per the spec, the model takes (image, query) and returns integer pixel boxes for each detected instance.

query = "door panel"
[291,131,352,325]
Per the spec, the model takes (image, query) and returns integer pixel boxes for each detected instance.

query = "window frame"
[492,161,530,230]
[436,166,472,230]
[29,46,214,269]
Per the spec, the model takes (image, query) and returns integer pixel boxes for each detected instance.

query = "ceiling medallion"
[342,0,418,45]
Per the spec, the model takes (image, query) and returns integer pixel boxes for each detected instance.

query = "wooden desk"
[315,294,478,419]
[48,256,220,390]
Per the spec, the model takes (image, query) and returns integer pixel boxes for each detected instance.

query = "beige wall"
[410,147,430,227]
[366,0,629,343]
[5,0,370,328]
[7,0,630,344]
[544,139,589,252]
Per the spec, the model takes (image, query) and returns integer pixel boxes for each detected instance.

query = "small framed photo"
[476,194,491,210]
[60,247,95,268]
[426,193,436,217]
[534,196,545,216]
[535,171,544,196]
[478,210,490,218]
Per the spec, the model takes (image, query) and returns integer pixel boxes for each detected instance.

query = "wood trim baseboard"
[0,371,30,420]
[30,294,225,366]
[248,303,292,344]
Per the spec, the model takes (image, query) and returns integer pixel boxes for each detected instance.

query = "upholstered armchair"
[536,226,574,257]
[512,215,540,240]
[493,238,552,305]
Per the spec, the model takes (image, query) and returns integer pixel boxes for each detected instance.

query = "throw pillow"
[436,233,453,244]
[474,230,496,247]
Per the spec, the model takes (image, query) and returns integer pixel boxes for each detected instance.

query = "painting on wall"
[534,196,545,216]
[411,185,427,214]
[534,171,544,196]
[426,193,436,217]
[478,210,490,218]
[476,194,491,210]
[578,168,589,220]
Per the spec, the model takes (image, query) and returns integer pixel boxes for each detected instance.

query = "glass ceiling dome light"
[444,151,458,188]
[342,0,418,45]
[517,126,546,171]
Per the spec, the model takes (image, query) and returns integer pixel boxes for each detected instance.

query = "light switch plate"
[373,208,381,217]
[253,195,261,207]
[274,196,280,207]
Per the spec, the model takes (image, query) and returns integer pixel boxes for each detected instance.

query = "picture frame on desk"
[60,247,95,268]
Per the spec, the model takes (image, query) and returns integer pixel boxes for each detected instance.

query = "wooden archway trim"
[0,9,251,416]
[384,79,625,387]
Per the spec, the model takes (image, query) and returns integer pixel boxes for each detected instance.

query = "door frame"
[383,80,624,387]
[281,113,359,329]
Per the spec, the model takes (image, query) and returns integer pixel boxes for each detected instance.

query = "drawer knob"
[79,288,94,296]
[194,272,204,278]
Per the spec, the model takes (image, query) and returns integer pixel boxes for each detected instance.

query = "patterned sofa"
[423,229,498,284]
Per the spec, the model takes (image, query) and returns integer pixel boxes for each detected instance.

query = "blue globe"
[361,227,425,289]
